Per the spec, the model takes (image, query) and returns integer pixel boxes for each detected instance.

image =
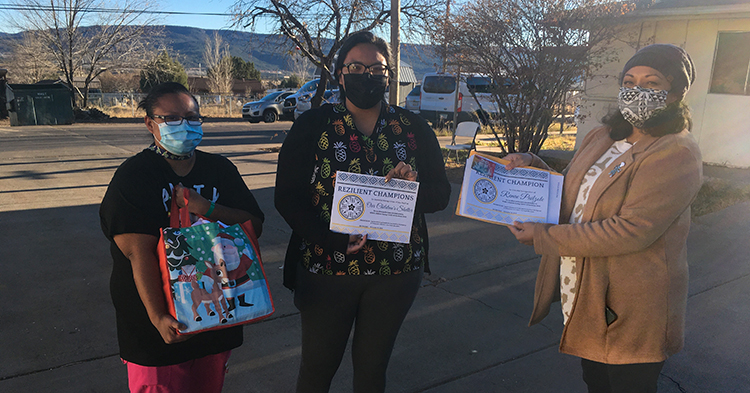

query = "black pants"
[293,265,422,393]
[581,358,665,393]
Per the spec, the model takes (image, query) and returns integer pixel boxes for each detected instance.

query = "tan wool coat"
[528,126,703,364]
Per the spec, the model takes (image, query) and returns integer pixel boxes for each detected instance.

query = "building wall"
[578,15,750,167]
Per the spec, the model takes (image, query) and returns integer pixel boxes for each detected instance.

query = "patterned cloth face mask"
[617,86,668,129]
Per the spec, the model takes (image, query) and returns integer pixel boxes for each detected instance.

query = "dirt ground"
[445,164,466,184]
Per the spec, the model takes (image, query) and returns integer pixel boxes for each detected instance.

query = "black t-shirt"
[100,148,264,366]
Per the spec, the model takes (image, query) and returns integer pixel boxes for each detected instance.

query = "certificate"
[456,151,562,226]
[330,172,419,244]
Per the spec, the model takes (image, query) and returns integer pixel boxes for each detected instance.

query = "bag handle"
[169,187,191,228]
[240,220,261,258]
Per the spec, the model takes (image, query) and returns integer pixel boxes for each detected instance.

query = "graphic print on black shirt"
[100,149,264,366]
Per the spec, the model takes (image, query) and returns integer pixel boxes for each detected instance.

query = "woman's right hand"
[346,234,367,255]
[152,313,191,344]
[504,153,533,170]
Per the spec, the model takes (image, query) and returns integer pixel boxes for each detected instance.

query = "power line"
[0,3,235,16]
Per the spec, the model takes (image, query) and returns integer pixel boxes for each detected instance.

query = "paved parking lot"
[1,120,749,392]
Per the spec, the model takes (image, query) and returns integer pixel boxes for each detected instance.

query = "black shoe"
[238,294,254,307]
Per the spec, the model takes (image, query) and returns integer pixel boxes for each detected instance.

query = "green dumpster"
[0,69,8,119]
[6,83,74,126]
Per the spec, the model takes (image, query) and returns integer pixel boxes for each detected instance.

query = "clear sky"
[156,0,250,31]
[0,0,265,33]
[1,0,413,43]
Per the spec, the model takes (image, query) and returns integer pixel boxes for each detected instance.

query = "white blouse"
[560,139,633,325]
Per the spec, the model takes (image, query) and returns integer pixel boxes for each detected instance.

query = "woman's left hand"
[346,234,368,255]
[174,183,209,214]
[504,153,533,170]
[508,221,536,246]
[385,161,418,182]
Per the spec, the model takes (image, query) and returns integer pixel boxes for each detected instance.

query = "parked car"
[293,85,395,119]
[294,89,340,119]
[283,78,337,118]
[405,85,421,113]
[242,90,294,123]
[419,72,501,126]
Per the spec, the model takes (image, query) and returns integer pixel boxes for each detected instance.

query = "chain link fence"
[89,93,254,118]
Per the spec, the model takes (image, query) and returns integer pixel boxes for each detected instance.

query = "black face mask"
[342,74,388,109]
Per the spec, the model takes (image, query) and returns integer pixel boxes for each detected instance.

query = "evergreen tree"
[280,74,302,89]
[230,56,261,81]
[140,51,188,93]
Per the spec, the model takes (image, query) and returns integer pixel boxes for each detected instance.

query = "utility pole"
[451,66,460,139]
[389,0,401,106]
[441,0,451,73]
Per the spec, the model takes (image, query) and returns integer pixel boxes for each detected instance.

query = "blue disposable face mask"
[157,122,203,156]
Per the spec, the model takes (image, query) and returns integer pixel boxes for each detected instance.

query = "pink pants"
[124,351,231,393]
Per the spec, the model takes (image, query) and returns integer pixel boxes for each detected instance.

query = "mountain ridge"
[0,25,441,81]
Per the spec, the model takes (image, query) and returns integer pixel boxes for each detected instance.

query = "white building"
[578,0,750,168]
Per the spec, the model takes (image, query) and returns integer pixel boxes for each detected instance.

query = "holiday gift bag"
[157,189,274,334]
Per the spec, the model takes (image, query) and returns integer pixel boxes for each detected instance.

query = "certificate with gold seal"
[456,151,563,226]
[330,172,420,244]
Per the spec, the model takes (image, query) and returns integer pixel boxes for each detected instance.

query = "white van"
[418,72,500,125]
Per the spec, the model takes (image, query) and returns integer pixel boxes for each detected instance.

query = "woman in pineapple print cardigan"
[275,31,450,393]
[506,44,703,393]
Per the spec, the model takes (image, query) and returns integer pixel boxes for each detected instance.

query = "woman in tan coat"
[506,44,702,392]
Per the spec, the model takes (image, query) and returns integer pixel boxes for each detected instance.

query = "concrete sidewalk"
[1,123,749,392]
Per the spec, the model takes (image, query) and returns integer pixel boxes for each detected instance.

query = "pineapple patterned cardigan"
[275,103,451,288]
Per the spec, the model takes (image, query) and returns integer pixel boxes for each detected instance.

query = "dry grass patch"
[541,133,576,151]
[99,106,141,118]
[693,177,750,217]
[97,105,243,119]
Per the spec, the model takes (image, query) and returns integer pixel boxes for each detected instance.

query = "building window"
[710,32,750,95]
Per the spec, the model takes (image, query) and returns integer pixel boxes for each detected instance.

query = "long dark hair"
[334,31,391,102]
[137,82,198,117]
[602,101,692,141]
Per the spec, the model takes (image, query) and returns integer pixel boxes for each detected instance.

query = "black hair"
[602,101,692,140]
[334,31,391,102]
[137,82,199,117]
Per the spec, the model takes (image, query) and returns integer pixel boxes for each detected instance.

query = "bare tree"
[436,0,638,154]
[231,0,444,107]
[4,32,58,84]
[286,49,315,83]
[99,70,139,92]
[8,0,161,107]
[204,32,234,95]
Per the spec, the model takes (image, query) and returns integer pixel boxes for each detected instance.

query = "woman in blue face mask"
[275,31,451,392]
[503,45,702,393]
[145,94,204,158]
[100,82,264,393]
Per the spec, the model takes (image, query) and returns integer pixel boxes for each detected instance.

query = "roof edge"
[626,3,750,19]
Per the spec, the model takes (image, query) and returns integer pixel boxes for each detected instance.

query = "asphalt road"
[1,119,749,392]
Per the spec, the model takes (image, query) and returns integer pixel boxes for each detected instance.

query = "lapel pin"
[609,162,626,177]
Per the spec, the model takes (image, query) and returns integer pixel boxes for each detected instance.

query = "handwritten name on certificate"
[330,172,419,244]
[456,151,562,226]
